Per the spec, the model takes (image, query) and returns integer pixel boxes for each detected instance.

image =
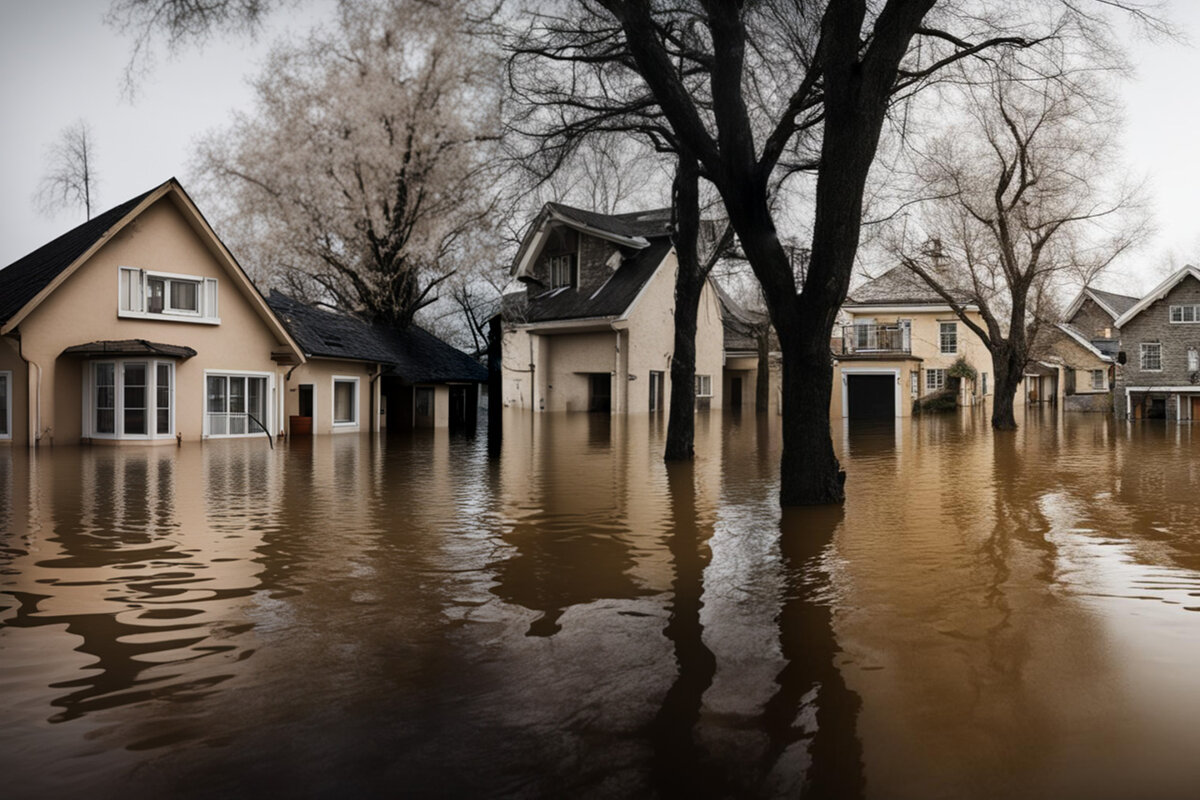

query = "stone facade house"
[832,266,991,419]
[500,203,725,414]
[1112,265,1200,420]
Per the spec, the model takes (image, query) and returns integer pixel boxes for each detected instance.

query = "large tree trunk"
[665,278,702,461]
[664,152,704,462]
[755,328,770,414]
[991,349,1023,431]
[778,331,846,505]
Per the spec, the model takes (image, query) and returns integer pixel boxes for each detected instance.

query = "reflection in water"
[648,461,720,797]
[763,507,864,799]
[2,409,1200,798]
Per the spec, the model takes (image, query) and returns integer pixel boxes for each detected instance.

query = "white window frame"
[1140,342,1162,372]
[695,374,713,398]
[926,368,946,392]
[1091,369,1106,390]
[910,371,919,397]
[83,359,176,441]
[332,376,360,428]
[118,266,220,324]
[0,370,11,440]
[1169,304,1200,323]
[1189,348,1199,373]
[939,321,958,355]
[203,370,273,438]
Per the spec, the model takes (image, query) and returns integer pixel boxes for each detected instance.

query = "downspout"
[614,329,621,415]
[14,332,41,449]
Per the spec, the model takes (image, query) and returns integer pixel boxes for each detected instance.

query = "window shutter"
[204,278,219,319]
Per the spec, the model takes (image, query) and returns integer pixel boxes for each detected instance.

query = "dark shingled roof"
[0,186,157,325]
[512,239,673,324]
[62,339,197,359]
[1088,288,1139,319]
[846,265,971,307]
[546,203,674,240]
[267,292,485,383]
[713,280,767,352]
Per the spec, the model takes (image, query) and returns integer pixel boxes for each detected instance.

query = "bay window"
[0,371,11,439]
[87,360,174,440]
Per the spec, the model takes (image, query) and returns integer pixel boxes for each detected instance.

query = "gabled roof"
[507,238,674,324]
[1055,323,1112,362]
[0,188,155,325]
[1113,264,1200,328]
[713,279,768,352]
[845,265,973,308]
[0,179,305,363]
[267,292,486,383]
[544,203,673,240]
[510,202,672,279]
[1063,286,1139,323]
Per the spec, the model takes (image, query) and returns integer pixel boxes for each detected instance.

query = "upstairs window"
[547,254,576,289]
[939,321,958,354]
[1140,342,1162,371]
[120,267,219,323]
[1189,348,1199,373]
[1169,304,1200,323]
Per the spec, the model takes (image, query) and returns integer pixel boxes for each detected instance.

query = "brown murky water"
[1,408,1199,799]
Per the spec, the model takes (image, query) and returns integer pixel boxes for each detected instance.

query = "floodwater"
[1,408,1198,799]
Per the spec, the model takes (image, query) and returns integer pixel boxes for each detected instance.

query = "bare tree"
[191,0,502,329]
[35,119,99,220]
[899,58,1148,430]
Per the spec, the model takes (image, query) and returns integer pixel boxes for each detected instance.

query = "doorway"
[588,373,612,413]
[649,371,664,413]
[730,376,743,410]
[846,374,895,419]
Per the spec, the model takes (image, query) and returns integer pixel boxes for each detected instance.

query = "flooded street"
[2,408,1199,798]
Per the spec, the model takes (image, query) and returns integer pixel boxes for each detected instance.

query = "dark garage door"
[847,374,895,419]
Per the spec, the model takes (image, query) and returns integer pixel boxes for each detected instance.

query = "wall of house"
[723,354,784,414]
[847,308,993,404]
[1071,298,1118,340]
[1114,274,1200,417]
[283,359,378,436]
[10,196,294,446]
[1041,329,1111,406]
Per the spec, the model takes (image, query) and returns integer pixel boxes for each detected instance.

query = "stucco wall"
[1114,275,1200,417]
[10,196,295,445]
[0,337,29,446]
[283,359,377,435]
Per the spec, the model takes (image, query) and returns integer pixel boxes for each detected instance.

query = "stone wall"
[1070,297,1117,339]
[1114,274,1200,416]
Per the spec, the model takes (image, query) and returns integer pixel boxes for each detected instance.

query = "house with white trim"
[831,266,991,419]
[500,203,725,414]
[1111,264,1200,421]
[0,178,484,447]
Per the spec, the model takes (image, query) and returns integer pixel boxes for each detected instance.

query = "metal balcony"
[841,323,911,355]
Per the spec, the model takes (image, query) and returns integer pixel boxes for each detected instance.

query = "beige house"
[0,179,307,447]
[831,266,992,419]
[0,178,483,447]
[268,292,485,433]
[500,203,725,414]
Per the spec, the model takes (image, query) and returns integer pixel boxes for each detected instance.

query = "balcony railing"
[841,323,911,355]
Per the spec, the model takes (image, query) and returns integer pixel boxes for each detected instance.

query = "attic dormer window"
[548,254,576,289]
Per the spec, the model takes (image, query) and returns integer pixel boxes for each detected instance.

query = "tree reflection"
[647,460,721,797]
[762,506,865,799]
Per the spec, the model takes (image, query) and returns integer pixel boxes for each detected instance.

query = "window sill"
[118,310,220,325]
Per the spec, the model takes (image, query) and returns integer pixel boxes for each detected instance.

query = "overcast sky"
[1,1,1197,294]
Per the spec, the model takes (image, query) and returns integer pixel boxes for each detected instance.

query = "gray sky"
[1,1,1197,293]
